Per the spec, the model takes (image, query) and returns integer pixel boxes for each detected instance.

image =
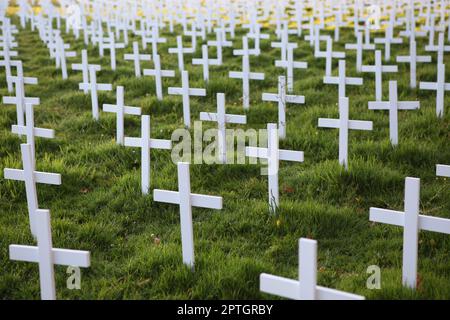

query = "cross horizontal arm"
[4,168,61,184]
[437,164,450,177]
[279,150,304,162]
[318,119,373,130]
[188,88,206,96]
[153,190,223,209]
[150,138,172,149]
[3,96,40,105]
[9,245,90,267]
[397,102,420,110]
[11,125,55,138]
[246,146,268,159]
[286,95,305,104]
[419,82,438,90]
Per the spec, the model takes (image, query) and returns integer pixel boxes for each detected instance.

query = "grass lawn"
[0,15,449,299]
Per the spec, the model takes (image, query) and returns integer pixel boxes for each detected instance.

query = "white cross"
[419,62,450,118]
[124,115,171,194]
[272,22,298,61]
[4,143,61,237]
[369,81,419,146]
[199,93,247,163]
[207,29,229,65]
[233,36,259,56]
[246,123,304,211]
[168,35,190,71]
[0,44,20,92]
[370,177,450,289]
[262,76,305,140]
[275,44,307,93]
[72,49,101,94]
[316,36,345,77]
[425,32,450,65]
[362,50,398,101]
[261,238,365,300]
[79,65,112,120]
[229,54,265,109]
[9,208,90,300]
[192,44,217,83]
[345,32,374,72]
[168,70,206,128]
[124,41,151,77]
[99,32,125,70]
[153,162,222,268]
[143,54,175,101]
[103,86,141,145]
[3,63,39,128]
[397,39,431,88]
[323,60,363,98]
[11,102,55,168]
[436,164,450,177]
[55,36,76,79]
[374,23,402,61]
[318,97,373,169]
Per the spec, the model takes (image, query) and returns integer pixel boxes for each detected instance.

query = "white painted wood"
[436,164,450,177]
[99,32,125,70]
[323,60,363,98]
[370,177,450,288]
[72,49,101,94]
[103,86,141,145]
[142,54,175,100]
[260,238,365,300]
[9,209,90,300]
[345,32,374,72]
[425,32,450,65]
[168,35,190,71]
[153,162,223,268]
[318,97,373,169]
[79,65,112,120]
[192,44,215,82]
[316,36,345,76]
[0,43,20,92]
[368,81,419,145]
[397,40,431,88]
[419,63,450,118]
[124,115,171,194]
[275,44,307,93]
[262,76,305,139]
[199,93,246,163]
[124,41,151,77]
[362,50,398,101]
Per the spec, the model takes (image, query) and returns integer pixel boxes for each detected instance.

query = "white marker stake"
[153,162,223,268]
[362,50,398,101]
[419,63,450,118]
[79,65,112,120]
[103,86,142,144]
[124,115,171,194]
[323,60,363,98]
[369,81,419,145]
[262,76,305,139]
[345,32,374,72]
[4,144,61,237]
[100,32,125,70]
[275,45,307,93]
[397,40,431,88]
[143,54,175,100]
[124,41,151,77]
[318,97,373,169]
[317,37,345,77]
[260,238,365,300]
[168,35,189,71]
[370,177,450,289]
[200,93,246,163]
[246,123,304,211]
[72,49,101,94]
[9,209,90,300]
[192,44,213,82]
[436,164,450,177]
[168,70,206,128]
[0,44,20,92]
[229,55,265,109]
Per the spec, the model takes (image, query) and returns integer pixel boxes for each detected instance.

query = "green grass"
[0,18,449,300]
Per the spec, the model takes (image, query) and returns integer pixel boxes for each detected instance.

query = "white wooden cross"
[436,164,450,177]
[272,21,298,61]
[153,162,222,268]
[419,62,450,118]
[229,54,265,109]
[262,76,305,140]
[369,81,419,146]
[370,177,450,289]
[425,32,450,65]
[318,97,373,169]
[275,44,307,93]
[3,63,39,128]
[397,39,431,88]
[4,143,61,237]
[124,41,151,77]
[55,36,76,79]
[103,86,141,145]
[207,29,230,65]
[12,102,55,168]
[79,65,112,120]
[323,60,363,98]
[0,43,20,92]
[233,36,259,56]
[260,238,365,300]
[199,93,247,163]
[316,36,345,77]
[345,32,374,72]
[72,49,101,94]
[246,123,304,211]
[9,208,90,300]
[124,115,171,194]
[168,70,206,128]
[99,32,125,70]
[143,54,175,100]
[192,44,218,83]
[362,50,398,101]
[374,23,402,61]
[168,35,190,71]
